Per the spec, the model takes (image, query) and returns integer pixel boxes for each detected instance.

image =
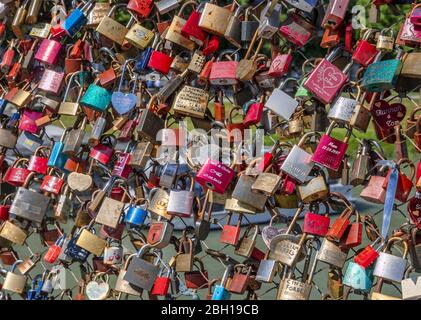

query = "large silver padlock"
[167,174,196,218]
[317,238,348,269]
[280,132,318,184]
[9,173,50,225]
[373,237,408,283]
[265,78,299,121]
[327,83,361,124]
[123,245,161,291]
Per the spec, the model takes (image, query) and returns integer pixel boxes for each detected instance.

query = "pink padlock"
[268,49,293,78]
[304,48,350,104]
[112,152,132,179]
[38,69,65,95]
[196,158,235,194]
[18,109,43,134]
[312,121,351,171]
[34,38,62,65]
[89,144,114,165]
[279,13,313,47]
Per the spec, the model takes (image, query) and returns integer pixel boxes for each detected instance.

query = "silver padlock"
[265,78,299,121]
[167,174,196,218]
[155,0,181,15]
[373,237,408,283]
[280,132,318,184]
[327,83,361,124]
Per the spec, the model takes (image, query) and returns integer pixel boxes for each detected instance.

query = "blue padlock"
[62,0,95,37]
[212,265,232,300]
[26,274,44,300]
[125,199,148,227]
[48,128,71,170]
[134,47,154,72]
[64,235,90,263]
[0,98,7,115]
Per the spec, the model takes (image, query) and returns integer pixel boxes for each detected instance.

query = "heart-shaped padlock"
[111,60,137,115]
[67,172,93,193]
[86,273,110,300]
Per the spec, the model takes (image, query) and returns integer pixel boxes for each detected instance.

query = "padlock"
[328,82,361,125]
[96,4,134,45]
[212,264,232,300]
[343,262,374,292]
[2,260,26,294]
[62,0,94,37]
[220,213,242,246]
[167,174,197,218]
[209,49,240,86]
[198,1,232,37]
[352,29,379,67]
[304,47,350,104]
[3,158,31,187]
[165,1,196,51]
[317,238,348,269]
[241,7,258,44]
[123,245,161,291]
[75,221,107,257]
[265,78,299,121]
[279,12,314,47]
[377,28,395,52]
[115,253,143,296]
[280,132,319,184]
[227,264,252,294]
[9,172,50,224]
[80,82,112,113]
[361,48,404,92]
[312,121,351,171]
[322,0,350,30]
[373,237,408,283]
[235,225,258,258]
[147,219,174,249]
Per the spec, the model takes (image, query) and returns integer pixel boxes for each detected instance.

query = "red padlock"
[127,0,154,18]
[147,41,173,75]
[209,50,239,85]
[383,159,414,203]
[181,5,208,46]
[44,235,65,264]
[220,213,242,246]
[351,30,379,67]
[243,95,265,127]
[28,146,50,175]
[203,35,219,56]
[40,168,65,195]
[342,210,363,248]
[279,13,313,47]
[3,158,31,187]
[151,267,172,296]
[322,0,350,30]
[354,243,380,269]
[312,121,351,171]
[268,49,293,77]
[304,51,350,104]
[0,194,13,221]
[303,210,330,237]
[89,141,114,165]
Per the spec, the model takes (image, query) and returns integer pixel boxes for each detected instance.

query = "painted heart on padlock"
[111,92,137,115]
[371,100,406,130]
[86,281,110,300]
[320,66,345,90]
[67,172,93,192]
[261,227,287,248]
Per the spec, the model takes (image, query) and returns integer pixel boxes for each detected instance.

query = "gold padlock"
[125,20,155,50]
[0,221,27,245]
[173,85,209,119]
